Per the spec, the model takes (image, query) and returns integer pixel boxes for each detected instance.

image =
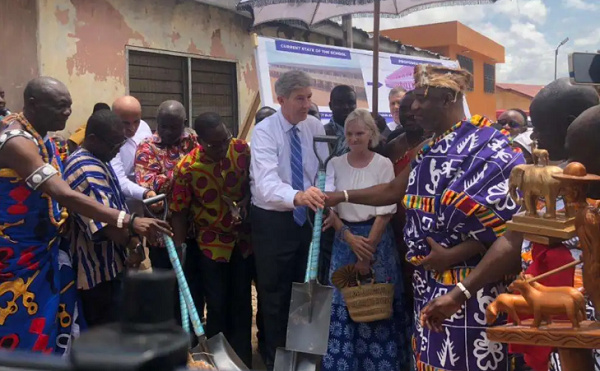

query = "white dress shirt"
[250,111,334,211]
[387,121,399,132]
[110,120,153,201]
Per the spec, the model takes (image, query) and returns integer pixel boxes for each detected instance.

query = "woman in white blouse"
[322,108,409,371]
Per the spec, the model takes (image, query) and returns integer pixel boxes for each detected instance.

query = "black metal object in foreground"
[0,270,189,371]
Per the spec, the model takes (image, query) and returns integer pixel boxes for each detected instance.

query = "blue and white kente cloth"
[63,148,128,291]
[403,115,524,371]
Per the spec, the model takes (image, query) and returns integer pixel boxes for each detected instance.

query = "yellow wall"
[37,0,258,136]
[496,90,533,112]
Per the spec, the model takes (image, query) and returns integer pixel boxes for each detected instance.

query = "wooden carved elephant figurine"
[508,164,563,218]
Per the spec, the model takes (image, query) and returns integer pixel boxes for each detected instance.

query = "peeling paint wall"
[37,0,256,135]
[0,0,39,113]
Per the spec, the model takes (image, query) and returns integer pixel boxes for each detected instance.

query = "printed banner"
[255,36,470,123]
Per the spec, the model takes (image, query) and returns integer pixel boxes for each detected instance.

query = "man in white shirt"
[250,70,330,370]
[387,86,406,132]
[110,96,155,271]
[110,96,156,214]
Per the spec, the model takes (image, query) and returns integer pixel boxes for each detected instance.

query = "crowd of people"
[1,63,600,371]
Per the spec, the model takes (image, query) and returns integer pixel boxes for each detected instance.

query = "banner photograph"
[254,36,468,122]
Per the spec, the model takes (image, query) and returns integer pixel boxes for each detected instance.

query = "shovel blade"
[191,333,248,370]
[285,281,334,355]
[274,348,320,371]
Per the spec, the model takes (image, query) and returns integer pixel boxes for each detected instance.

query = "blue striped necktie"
[290,126,306,226]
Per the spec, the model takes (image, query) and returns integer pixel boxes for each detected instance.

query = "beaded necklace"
[13,113,69,228]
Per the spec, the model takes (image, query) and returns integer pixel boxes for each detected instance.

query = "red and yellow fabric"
[169,139,251,262]
[135,132,198,195]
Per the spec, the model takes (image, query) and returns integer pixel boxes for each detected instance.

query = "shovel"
[284,135,338,355]
[142,194,189,334]
[164,234,248,370]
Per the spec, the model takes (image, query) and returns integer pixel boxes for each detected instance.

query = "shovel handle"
[164,234,205,338]
[305,171,326,282]
[180,290,190,334]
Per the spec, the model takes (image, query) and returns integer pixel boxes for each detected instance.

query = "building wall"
[496,90,533,112]
[446,45,497,119]
[0,0,39,112]
[37,0,257,135]
[381,22,503,119]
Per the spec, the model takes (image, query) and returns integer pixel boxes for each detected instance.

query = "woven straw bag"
[332,264,394,323]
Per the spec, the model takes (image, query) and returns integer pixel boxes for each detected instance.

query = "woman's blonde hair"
[344,108,380,148]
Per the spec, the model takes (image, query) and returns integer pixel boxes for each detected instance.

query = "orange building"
[496,83,544,117]
[381,21,505,119]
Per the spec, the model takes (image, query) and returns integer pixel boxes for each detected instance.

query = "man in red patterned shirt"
[135,100,198,195]
[170,112,253,367]
[134,100,197,271]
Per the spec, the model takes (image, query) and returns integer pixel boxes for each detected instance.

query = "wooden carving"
[531,140,550,166]
[486,293,531,325]
[553,162,600,312]
[508,164,563,218]
[523,275,586,311]
[508,275,585,328]
[576,204,600,312]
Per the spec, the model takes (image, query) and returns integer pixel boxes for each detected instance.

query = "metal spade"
[283,135,337,355]
[164,234,248,370]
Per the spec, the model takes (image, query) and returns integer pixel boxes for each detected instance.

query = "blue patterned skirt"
[322,220,411,371]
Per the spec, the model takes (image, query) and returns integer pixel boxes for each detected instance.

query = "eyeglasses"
[202,131,233,149]
[497,119,522,129]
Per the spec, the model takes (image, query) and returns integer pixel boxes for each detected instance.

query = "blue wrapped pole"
[304,170,327,282]
[164,234,205,337]
[180,291,189,333]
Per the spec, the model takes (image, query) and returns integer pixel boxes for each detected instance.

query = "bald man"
[134,100,197,196]
[110,96,154,214]
[134,100,199,311]
[0,77,170,353]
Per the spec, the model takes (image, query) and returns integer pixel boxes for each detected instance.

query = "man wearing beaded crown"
[0,77,171,354]
[326,65,525,370]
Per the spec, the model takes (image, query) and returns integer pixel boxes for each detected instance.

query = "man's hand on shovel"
[294,186,326,211]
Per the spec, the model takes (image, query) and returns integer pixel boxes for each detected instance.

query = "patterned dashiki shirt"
[169,139,251,262]
[403,115,525,371]
[134,131,198,195]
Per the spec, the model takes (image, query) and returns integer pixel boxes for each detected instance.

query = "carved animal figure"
[523,275,586,319]
[509,276,585,328]
[486,293,532,325]
[531,140,550,166]
[533,149,550,166]
[508,164,563,218]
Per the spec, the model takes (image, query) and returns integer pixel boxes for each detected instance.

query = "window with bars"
[128,49,238,135]
[484,63,496,94]
[457,54,474,91]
